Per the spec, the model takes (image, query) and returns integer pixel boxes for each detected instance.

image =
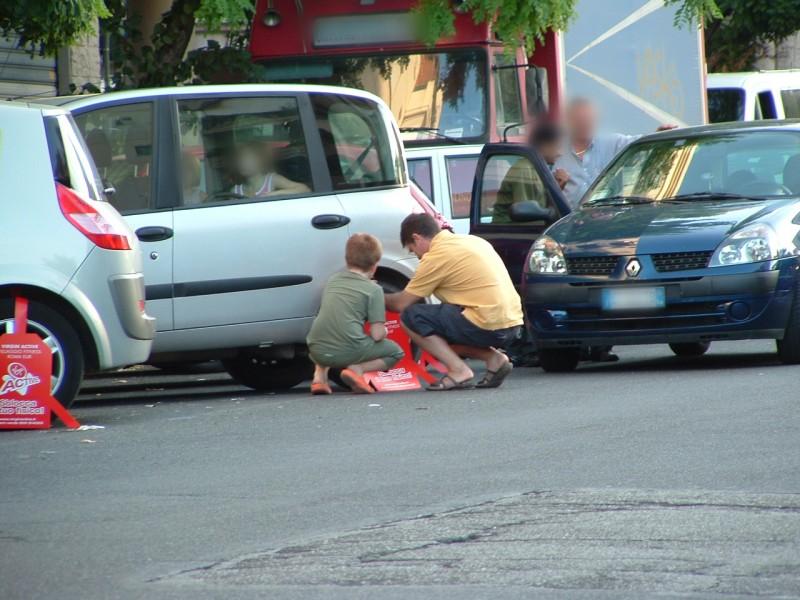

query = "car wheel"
[222,354,313,391]
[777,278,800,364]
[538,348,580,373]
[0,299,85,408]
[669,342,710,357]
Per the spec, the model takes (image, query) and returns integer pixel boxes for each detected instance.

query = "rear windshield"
[44,115,105,201]
[310,93,406,191]
[708,88,745,123]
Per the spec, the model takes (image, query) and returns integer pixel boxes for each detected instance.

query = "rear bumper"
[109,274,156,341]
[524,259,798,348]
[65,249,154,370]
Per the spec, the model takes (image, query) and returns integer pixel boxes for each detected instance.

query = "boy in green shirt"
[307,234,404,395]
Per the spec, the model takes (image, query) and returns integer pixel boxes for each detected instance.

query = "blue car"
[520,121,800,371]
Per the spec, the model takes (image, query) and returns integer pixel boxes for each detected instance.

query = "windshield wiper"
[399,127,466,145]
[586,195,655,206]
[663,191,764,202]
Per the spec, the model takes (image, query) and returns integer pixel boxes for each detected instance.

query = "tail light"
[56,182,131,250]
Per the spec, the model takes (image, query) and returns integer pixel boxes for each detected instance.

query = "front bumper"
[524,258,799,348]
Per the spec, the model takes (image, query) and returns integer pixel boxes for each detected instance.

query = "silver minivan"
[44,85,420,391]
[0,103,155,407]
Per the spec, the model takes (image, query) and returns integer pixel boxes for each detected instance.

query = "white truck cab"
[708,71,800,123]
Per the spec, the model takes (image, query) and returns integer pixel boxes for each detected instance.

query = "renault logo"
[625,259,642,278]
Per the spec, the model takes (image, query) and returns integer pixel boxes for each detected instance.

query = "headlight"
[529,235,567,274]
[710,223,778,266]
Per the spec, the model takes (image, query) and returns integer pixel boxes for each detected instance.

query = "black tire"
[669,342,710,357]
[538,348,580,373]
[0,298,84,409]
[777,277,800,364]
[222,354,313,391]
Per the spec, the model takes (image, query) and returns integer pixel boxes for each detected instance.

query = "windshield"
[260,49,487,143]
[708,88,745,123]
[586,130,800,204]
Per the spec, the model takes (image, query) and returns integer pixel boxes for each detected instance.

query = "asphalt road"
[1,340,799,599]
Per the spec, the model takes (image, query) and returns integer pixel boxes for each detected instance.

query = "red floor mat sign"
[0,297,79,430]
[363,311,447,392]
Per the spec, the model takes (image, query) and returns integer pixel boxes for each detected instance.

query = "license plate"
[601,287,665,312]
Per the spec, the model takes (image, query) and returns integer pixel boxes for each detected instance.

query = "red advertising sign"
[0,298,79,430]
[363,312,443,392]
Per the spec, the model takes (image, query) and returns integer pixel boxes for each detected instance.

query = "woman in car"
[231,140,309,198]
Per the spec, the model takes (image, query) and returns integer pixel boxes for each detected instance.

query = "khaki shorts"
[309,339,404,370]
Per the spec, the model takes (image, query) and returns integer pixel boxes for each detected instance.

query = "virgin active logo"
[0,362,41,396]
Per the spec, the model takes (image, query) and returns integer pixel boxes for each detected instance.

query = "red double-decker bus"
[249,0,561,147]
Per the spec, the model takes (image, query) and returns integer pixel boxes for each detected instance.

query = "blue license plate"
[601,287,666,311]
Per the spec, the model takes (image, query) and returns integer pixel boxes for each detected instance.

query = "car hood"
[546,198,796,255]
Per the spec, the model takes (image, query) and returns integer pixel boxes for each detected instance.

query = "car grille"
[565,256,619,276]
[652,251,713,272]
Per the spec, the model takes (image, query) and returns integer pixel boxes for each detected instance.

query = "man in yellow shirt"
[385,214,523,391]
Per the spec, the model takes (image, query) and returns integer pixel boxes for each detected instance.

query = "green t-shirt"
[306,270,386,355]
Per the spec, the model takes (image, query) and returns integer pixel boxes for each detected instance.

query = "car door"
[169,92,349,332]
[470,143,571,288]
[74,98,175,331]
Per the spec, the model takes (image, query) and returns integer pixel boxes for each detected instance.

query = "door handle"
[135,226,174,242]
[311,214,350,230]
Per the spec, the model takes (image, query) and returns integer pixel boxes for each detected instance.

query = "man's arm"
[385,290,423,313]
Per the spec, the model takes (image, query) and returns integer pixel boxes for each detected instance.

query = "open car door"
[470,143,571,288]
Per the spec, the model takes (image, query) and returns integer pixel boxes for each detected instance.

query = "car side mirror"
[525,67,549,116]
[510,201,554,223]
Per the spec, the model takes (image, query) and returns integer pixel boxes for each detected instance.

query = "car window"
[446,155,479,219]
[408,158,434,203]
[44,115,102,202]
[781,89,800,118]
[707,88,744,123]
[311,93,403,191]
[757,91,777,119]
[176,96,312,205]
[75,102,154,213]
[478,154,552,225]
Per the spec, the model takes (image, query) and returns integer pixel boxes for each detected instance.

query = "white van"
[708,71,800,123]
[405,144,483,234]
[42,85,421,392]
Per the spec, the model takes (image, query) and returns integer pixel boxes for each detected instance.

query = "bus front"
[249,0,531,147]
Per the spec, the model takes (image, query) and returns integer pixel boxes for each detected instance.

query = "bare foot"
[448,365,474,382]
[485,348,510,373]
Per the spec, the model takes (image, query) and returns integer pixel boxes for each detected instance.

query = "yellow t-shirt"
[405,231,524,331]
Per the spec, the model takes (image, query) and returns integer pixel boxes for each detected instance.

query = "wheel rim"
[1,318,65,394]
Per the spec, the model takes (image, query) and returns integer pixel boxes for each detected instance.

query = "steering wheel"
[208,190,246,202]
[739,180,793,196]
[342,139,375,181]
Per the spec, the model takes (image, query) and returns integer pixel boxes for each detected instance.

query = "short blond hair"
[345,233,382,271]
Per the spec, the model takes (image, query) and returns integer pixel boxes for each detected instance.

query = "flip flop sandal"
[427,374,476,392]
[477,360,513,389]
[340,369,374,394]
[310,382,332,395]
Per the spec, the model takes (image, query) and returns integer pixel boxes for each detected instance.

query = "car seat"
[783,155,800,195]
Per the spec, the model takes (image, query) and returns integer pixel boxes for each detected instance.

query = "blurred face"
[567,102,597,143]
[405,234,432,259]
[235,146,263,178]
